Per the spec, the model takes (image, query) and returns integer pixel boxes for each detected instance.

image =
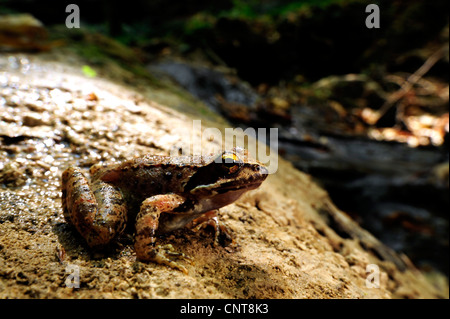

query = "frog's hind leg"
[135,195,191,273]
[62,167,127,248]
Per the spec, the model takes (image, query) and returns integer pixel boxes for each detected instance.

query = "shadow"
[52,222,127,262]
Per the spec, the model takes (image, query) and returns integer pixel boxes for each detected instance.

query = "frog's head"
[185,148,268,212]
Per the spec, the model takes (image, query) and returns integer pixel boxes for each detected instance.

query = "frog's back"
[95,154,212,202]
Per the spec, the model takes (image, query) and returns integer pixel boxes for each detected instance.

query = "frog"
[61,148,268,273]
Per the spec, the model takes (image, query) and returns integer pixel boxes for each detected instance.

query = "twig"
[372,46,447,125]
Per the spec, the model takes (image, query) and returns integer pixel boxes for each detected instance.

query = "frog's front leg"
[62,167,127,248]
[135,194,191,273]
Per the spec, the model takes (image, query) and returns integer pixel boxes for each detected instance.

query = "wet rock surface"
[0,51,447,298]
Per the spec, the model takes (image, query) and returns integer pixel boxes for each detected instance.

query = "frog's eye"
[221,153,241,175]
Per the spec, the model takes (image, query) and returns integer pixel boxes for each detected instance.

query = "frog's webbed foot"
[188,210,234,247]
[135,241,192,274]
[148,244,192,274]
[135,195,192,273]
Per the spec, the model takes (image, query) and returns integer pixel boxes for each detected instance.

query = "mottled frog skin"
[61,148,268,272]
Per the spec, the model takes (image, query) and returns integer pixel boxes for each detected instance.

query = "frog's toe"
[138,244,192,274]
[192,219,233,247]
[160,244,193,263]
[154,246,192,274]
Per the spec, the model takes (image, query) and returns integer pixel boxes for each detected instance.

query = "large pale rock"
[0,53,446,298]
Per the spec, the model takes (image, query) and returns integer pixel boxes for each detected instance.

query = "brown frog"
[61,148,268,272]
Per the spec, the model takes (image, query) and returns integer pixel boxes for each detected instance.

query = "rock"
[0,14,48,51]
[0,51,446,299]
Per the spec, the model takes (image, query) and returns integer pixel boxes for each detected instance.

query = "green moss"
[217,0,346,20]
[81,65,97,78]
[184,13,215,35]
[270,0,343,16]
[224,0,259,19]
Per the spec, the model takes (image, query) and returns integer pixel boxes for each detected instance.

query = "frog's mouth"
[190,182,257,196]
[192,173,267,195]
[215,180,264,193]
[194,184,258,212]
